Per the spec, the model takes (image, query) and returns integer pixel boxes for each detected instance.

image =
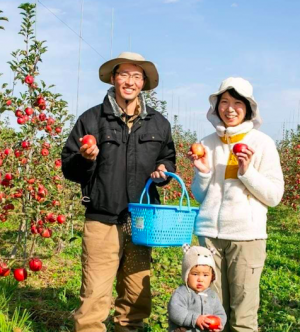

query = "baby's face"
[187,265,213,293]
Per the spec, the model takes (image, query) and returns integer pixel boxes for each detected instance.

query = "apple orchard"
[0,3,299,286]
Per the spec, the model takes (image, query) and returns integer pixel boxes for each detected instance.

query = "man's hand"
[79,137,99,161]
[150,164,168,183]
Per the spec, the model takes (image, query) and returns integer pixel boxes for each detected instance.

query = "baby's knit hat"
[181,244,217,285]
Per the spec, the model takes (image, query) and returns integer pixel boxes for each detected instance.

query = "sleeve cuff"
[194,168,213,179]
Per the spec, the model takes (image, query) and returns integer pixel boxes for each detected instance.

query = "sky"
[0,0,300,142]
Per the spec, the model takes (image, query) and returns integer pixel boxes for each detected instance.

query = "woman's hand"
[187,147,210,174]
[235,146,255,175]
[79,138,99,161]
[150,164,168,183]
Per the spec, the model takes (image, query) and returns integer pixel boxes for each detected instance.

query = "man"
[62,52,176,332]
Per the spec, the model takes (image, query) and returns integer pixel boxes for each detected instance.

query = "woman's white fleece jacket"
[192,119,284,241]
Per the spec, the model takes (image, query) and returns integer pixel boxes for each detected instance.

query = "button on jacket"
[61,94,176,223]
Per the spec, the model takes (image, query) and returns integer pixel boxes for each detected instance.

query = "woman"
[189,77,284,332]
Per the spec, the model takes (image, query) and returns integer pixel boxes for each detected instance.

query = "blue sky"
[1,0,300,141]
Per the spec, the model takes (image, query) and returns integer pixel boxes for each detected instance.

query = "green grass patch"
[0,204,299,331]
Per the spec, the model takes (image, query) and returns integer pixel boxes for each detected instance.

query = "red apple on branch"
[0,262,10,277]
[13,268,27,282]
[24,75,34,84]
[29,258,42,271]
[57,214,66,224]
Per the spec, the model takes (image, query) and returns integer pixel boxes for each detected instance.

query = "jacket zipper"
[217,129,230,237]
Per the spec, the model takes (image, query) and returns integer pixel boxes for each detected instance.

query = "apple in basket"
[233,143,248,154]
[190,143,205,157]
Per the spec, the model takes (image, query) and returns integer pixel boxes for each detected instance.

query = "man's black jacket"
[61,95,176,223]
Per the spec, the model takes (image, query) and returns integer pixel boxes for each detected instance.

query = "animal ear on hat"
[182,243,190,254]
[208,247,217,255]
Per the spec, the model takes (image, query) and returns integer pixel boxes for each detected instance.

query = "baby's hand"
[196,315,222,331]
[196,315,210,330]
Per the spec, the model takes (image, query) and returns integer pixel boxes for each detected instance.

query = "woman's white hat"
[207,77,262,129]
[99,52,159,91]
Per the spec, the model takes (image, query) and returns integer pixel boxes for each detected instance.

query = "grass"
[0,204,299,331]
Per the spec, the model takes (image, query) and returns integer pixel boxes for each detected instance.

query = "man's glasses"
[116,71,145,83]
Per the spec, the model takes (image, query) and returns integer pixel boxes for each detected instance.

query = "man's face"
[111,63,145,102]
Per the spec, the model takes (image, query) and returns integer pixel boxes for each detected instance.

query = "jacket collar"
[106,87,148,119]
[216,120,253,138]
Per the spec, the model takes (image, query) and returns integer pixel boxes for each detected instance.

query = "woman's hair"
[215,88,253,122]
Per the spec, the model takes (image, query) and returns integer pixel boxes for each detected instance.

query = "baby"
[168,245,227,331]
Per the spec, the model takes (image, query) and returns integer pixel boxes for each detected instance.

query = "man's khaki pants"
[74,219,152,332]
[199,237,266,332]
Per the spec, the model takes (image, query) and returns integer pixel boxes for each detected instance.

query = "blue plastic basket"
[128,172,198,247]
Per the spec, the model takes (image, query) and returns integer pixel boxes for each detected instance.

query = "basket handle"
[139,172,192,210]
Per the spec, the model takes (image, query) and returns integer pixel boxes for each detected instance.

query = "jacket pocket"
[139,132,164,143]
[138,132,164,161]
[98,129,121,167]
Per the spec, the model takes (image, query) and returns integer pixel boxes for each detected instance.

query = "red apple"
[45,125,52,133]
[190,143,205,157]
[21,140,30,149]
[233,143,248,154]
[24,75,34,84]
[41,228,52,238]
[207,315,221,330]
[82,135,97,147]
[15,109,23,118]
[17,117,26,125]
[6,100,12,106]
[14,150,22,158]
[4,148,11,155]
[29,258,42,271]
[25,107,34,116]
[0,262,10,277]
[57,215,66,224]
[46,213,56,223]
[4,173,13,181]
[55,127,62,134]
[13,268,27,282]
[31,225,39,234]
[54,159,62,167]
[41,148,49,156]
[39,113,46,121]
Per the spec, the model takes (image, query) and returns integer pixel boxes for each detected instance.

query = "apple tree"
[277,126,300,213]
[0,3,82,281]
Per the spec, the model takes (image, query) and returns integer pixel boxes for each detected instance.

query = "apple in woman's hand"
[233,143,248,155]
[190,143,205,157]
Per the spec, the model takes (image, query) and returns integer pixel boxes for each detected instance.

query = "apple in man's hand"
[190,143,205,157]
[233,143,248,155]
[206,315,221,330]
[81,135,97,147]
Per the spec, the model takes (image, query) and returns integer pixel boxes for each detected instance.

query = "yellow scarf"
[220,133,248,179]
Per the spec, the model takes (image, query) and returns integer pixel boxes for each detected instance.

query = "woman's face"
[218,91,247,127]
